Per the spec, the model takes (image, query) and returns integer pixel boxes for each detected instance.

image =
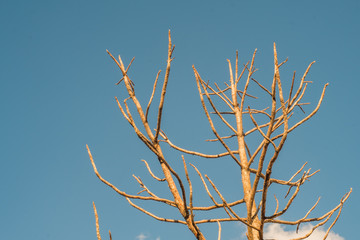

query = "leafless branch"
[146,70,161,121]
[89,36,351,240]
[93,202,102,240]
[141,159,165,181]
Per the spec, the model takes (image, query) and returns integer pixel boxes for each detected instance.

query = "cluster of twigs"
[87,31,351,240]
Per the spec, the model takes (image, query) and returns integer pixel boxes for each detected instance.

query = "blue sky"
[1,1,359,239]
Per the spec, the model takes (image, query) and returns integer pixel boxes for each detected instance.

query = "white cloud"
[263,224,344,240]
[136,233,148,240]
[135,233,160,240]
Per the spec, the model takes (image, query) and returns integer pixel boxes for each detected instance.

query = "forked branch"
[88,34,351,240]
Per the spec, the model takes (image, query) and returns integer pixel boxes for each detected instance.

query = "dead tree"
[87,31,351,240]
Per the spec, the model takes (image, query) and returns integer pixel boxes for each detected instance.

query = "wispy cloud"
[135,233,160,240]
[136,233,148,240]
[263,224,344,240]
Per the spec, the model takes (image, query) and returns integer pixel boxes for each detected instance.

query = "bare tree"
[87,31,351,240]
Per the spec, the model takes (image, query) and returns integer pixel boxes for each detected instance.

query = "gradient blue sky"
[1,1,359,239]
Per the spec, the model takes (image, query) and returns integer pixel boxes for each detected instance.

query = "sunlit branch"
[93,202,102,240]
[199,78,237,133]
[217,221,222,240]
[154,30,175,142]
[127,198,187,224]
[87,145,176,206]
[141,159,166,181]
[160,131,238,158]
[90,37,351,240]
[193,66,242,166]
[146,70,161,121]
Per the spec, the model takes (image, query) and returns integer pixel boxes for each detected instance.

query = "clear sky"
[1,1,359,240]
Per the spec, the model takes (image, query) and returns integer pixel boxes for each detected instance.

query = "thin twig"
[142,159,165,181]
[93,202,102,240]
[146,70,161,121]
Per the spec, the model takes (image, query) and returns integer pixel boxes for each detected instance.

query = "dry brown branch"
[287,71,296,110]
[141,159,166,181]
[132,174,158,197]
[205,134,236,142]
[273,195,279,215]
[154,31,174,142]
[290,61,315,107]
[237,62,249,83]
[267,172,308,219]
[87,144,176,206]
[239,49,257,112]
[217,221,222,240]
[236,89,258,99]
[296,197,321,233]
[248,107,277,149]
[93,202,102,240]
[247,165,319,188]
[160,130,238,158]
[183,156,197,228]
[205,175,260,231]
[265,188,351,226]
[243,107,271,118]
[251,78,272,96]
[190,163,219,206]
[278,57,288,67]
[146,70,161,121]
[88,34,351,240]
[214,82,234,107]
[193,66,242,167]
[126,198,187,224]
[115,57,135,85]
[199,78,237,133]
